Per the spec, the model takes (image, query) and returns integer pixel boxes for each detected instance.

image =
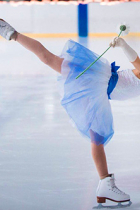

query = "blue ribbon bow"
[107,61,120,99]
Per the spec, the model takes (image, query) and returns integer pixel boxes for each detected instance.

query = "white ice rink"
[0,37,140,210]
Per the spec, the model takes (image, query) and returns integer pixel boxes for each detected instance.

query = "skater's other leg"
[11,32,63,73]
[90,130,109,180]
[90,130,131,207]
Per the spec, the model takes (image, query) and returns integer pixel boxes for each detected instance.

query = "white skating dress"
[110,69,140,100]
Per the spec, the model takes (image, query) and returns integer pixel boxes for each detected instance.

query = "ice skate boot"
[0,19,16,40]
[93,174,132,209]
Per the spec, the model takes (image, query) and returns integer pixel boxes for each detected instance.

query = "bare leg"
[11,32,63,73]
[90,130,109,179]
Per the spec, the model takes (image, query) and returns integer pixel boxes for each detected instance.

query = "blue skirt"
[57,39,114,145]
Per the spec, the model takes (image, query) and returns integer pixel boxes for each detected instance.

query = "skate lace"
[109,178,125,195]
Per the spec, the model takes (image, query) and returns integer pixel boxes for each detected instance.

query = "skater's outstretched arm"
[0,19,63,74]
[110,37,140,78]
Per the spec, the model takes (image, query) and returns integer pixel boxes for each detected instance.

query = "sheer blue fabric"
[57,39,115,145]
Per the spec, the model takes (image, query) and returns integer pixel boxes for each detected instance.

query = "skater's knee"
[46,55,63,73]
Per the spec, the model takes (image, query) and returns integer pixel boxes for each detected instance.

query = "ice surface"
[0,37,140,210]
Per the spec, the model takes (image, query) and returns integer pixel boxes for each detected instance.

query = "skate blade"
[93,201,132,209]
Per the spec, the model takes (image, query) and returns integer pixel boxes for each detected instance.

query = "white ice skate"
[93,174,132,209]
[0,19,16,40]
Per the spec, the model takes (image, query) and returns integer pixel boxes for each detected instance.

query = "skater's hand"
[109,37,126,48]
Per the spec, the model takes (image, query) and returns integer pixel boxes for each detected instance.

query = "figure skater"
[0,19,139,208]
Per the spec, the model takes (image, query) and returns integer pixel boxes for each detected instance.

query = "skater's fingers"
[112,37,118,43]
[110,37,118,48]
[109,43,114,47]
[109,42,116,48]
[110,36,124,48]
[112,41,116,46]
[113,37,119,43]
[114,37,119,41]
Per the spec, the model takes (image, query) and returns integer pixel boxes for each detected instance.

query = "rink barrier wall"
[0,2,140,34]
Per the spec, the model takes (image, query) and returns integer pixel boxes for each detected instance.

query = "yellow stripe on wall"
[24,33,78,38]
[23,32,140,38]
[90,32,140,37]
[1,32,140,39]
